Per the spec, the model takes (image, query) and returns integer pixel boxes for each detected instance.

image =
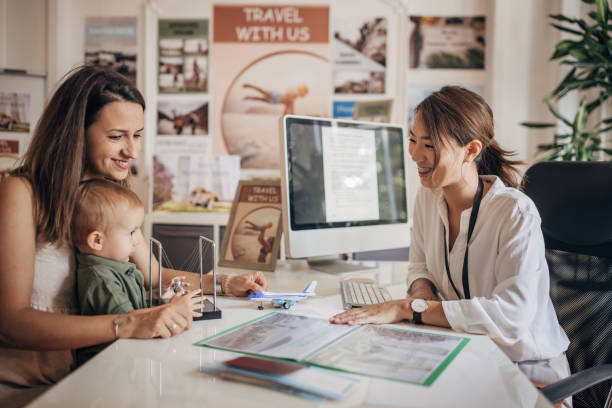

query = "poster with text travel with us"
[212,5,331,169]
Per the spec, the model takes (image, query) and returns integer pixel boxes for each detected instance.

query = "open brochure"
[194,313,469,385]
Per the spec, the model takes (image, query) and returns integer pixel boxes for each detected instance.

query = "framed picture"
[219,179,282,271]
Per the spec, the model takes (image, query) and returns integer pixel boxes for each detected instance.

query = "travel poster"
[0,92,30,133]
[85,17,137,83]
[219,180,283,271]
[333,15,387,94]
[159,20,209,93]
[212,5,331,169]
[409,16,486,69]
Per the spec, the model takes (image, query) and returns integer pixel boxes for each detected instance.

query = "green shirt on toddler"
[76,253,148,365]
[77,253,148,315]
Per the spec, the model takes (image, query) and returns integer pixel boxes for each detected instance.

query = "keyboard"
[340,280,392,310]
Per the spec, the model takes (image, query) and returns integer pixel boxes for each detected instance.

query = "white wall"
[0,0,47,75]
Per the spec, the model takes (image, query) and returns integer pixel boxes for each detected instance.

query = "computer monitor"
[279,115,410,268]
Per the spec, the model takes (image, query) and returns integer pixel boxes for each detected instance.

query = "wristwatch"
[410,299,428,325]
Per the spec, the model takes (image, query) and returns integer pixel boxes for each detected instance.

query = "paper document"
[195,313,469,385]
[307,325,467,385]
[200,313,356,361]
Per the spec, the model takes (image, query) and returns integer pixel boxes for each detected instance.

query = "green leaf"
[603,148,612,154]
[569,48,590,61]
[537,143,562,150]
[552,40,579,59]
[551,23,584,36]
[582,0,596,4]
[545,97,573,127]
[552,67,577,97]
[554,134,572,139]
[549,14,579,24]
[596,0,609,25]
[520,122,555,128]
[572,98,589,137]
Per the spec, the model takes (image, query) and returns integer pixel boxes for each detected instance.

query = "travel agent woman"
[330,86,570,384]
[0,65,267,406]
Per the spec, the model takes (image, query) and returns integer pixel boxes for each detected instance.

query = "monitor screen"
[280,115,410,259]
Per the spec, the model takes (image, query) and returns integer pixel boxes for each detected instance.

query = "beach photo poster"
[409,16,486,69]
[219,180,283,272]
[212,5,331,170]
[333,14,386,94]
[159,19,209,93]
[85,17,137,83]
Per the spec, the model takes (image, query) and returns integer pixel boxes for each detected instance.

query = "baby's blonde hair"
[72,179,143,247]
[297,84,309,95]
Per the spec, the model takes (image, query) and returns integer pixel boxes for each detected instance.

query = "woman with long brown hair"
[330,86,570,385]
[0,65,266,406]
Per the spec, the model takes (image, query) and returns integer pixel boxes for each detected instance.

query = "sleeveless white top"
[0,240,77,387]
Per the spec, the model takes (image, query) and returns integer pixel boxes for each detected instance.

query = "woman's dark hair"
[415,86,523,188]
[11,65,145,245]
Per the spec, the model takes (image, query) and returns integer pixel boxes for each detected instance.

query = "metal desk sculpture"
[149,236,221,320]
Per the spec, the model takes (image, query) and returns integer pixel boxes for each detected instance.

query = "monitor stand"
[307,256,377,274]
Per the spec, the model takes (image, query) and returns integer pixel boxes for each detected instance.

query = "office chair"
[523,161,612,408]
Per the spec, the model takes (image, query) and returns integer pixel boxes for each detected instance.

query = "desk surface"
[30,261,553,408]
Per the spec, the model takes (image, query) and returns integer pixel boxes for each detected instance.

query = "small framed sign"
[219,180,282,271]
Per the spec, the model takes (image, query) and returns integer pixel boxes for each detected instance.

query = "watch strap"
[413,311,423,325]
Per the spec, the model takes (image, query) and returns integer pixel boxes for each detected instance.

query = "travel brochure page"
[307,324,468,385]
[198,313,356,361]
[196,313,469,385]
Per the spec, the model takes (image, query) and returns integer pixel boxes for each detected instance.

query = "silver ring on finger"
[170,323,178,331]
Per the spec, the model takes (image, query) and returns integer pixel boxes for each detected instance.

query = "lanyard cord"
[443,177,484,300]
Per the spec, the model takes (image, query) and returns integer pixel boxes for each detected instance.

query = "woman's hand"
[329,300,412,325]
[225,271,267,297]
[124,289,204,339]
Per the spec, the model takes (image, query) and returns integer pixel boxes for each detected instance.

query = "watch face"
[411,298,428,313]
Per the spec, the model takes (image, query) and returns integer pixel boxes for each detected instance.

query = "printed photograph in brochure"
[219,180,283,271]
[0,92,30,133]
[409,16,486,69]
[157,100,208,135]
[333,16,387,94]
[85,16,137,83]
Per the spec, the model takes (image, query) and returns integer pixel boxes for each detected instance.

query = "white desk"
[30,261,553,408]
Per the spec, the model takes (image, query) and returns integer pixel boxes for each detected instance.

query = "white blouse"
[407,175,569,363]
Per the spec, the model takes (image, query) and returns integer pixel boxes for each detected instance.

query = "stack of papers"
[200,356,360,401]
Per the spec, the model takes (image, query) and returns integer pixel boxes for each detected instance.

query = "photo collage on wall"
[331,3,391,124]
[158,20,209,93]
[155,19,239,213]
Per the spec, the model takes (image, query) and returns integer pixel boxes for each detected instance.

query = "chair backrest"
[523,161,612,408]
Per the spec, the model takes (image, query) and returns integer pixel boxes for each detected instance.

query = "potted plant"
[521,0,612,161]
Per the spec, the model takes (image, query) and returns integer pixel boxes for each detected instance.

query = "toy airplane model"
[248,281,317,310]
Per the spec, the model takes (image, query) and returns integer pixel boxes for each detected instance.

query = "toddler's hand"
[168,289,204,320]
